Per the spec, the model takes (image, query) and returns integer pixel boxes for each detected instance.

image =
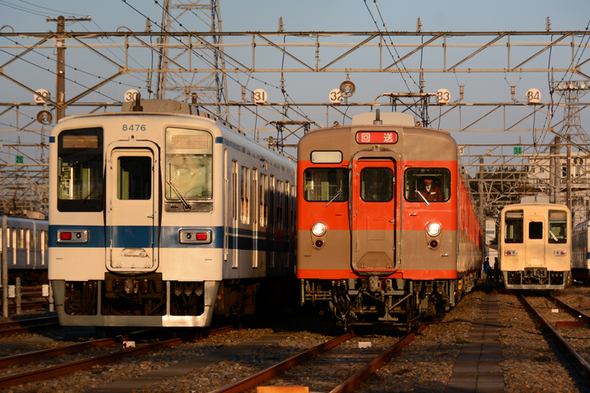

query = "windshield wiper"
[79,185,98,205]
[414,190,430,207]
[167,180,191,210]
[325,189,342,207]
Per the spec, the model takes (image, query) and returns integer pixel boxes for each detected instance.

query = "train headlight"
[311,222,327,237]
[426,222,442,237]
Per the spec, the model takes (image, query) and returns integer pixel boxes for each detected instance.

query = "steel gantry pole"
[46,15,91,121]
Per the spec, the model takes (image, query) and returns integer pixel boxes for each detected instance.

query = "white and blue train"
[49,99,296,327]
[0,214,48,284]
[572,219,590,284]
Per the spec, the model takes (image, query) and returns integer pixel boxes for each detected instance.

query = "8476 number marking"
[122,124,146,131]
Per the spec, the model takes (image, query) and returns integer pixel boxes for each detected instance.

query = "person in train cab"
[419,176,443,201]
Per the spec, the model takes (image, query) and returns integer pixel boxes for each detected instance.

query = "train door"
[351,158,396,274]
[106,146,158,272]
[526,215,545,266]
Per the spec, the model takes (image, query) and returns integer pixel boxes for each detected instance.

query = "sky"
[1,0,589,33]
[0,0,589,161]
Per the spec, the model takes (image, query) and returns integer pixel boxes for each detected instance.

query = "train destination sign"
[170,134,209,150]
[62,135,99,149]
[356,131,398,144]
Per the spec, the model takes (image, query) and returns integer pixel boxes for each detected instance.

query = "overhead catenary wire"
[16,0,89,18]
[363,0,420,94]
[124,0,317,134]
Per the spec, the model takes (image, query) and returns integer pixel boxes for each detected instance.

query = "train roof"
[299,111,456,162]
[52,101,295,170]
[351,111,416,126]
[501,202,570,212]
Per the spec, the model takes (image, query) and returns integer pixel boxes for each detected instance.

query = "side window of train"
[303,168,348,202]
[548,209,568,243]
[165,128,213,212]
[57,127,104,212]
[241,166,250,224]
[277,181,284,229]
[17,228,24,249]
[504,210,524,243]
[260,174,268,227]
[291,184,296,231]
[404,168,451,202]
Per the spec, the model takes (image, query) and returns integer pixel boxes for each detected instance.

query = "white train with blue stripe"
[0,214,48,284]
[49,99,296,327]
[572,219,590,284]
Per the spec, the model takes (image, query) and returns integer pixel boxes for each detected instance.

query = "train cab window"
[504,210,524,243]
[57,128,103,212]
[405,168,451,203]
[165,128,213,212]
[303,168,348,202]
[117,157,151,200]
[361,167,393,202]
[548,210,568,243]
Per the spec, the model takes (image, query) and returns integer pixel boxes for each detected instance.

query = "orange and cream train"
[297,110,482,327]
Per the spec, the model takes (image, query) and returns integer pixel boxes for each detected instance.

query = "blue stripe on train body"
[48,225,289,251]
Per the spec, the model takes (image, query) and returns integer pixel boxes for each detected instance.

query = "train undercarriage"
[53,273,295,327]
[52,274,273,326]
[301,273,478,329]
[503,269,568,290]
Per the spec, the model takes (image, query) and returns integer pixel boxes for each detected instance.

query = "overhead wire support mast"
[0,27,589,216]
[46,15,91,122]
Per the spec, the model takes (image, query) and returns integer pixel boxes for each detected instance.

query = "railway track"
[0,315,59,337]
[0,325,233,390]
[210,324,426,393]
[519,293,590,380]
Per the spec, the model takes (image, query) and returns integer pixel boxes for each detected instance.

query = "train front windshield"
[57,128,103,212]
[548,210,568,243]
[165,128,213,211]
[504,210,524,243]
[303,168,348,202]
[404,168,451,202]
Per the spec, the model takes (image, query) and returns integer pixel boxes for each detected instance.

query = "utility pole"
[47,16,91,122]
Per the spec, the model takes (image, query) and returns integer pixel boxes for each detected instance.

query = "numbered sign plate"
[329,88,342,104]
[253,89,268,104]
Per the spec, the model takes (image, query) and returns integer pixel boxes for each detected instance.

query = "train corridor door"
[351,159,396,274]
[525,216,545,267]
[106,146,158,273]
